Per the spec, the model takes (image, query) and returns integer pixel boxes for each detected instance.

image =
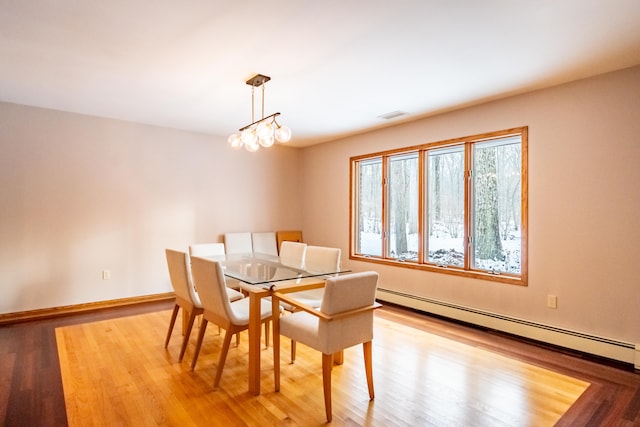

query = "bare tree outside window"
[388,153,418,261]
[472,137,522,273]
[356,158,382,256]
[426,147,464,267]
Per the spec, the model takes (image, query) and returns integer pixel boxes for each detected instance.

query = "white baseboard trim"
[377,288,636,366]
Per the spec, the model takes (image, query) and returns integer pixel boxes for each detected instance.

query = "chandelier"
[228,74,291,152]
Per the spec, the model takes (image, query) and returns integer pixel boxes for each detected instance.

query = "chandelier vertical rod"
[261,83,265,120]
[251,85,255,123]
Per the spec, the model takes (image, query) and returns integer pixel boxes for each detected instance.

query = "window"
[387,152,419,261]
[351,127,528,285]
[355,157,382,257]
[426,146,465,267]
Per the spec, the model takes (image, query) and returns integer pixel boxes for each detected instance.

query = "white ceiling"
[2,1,640,147]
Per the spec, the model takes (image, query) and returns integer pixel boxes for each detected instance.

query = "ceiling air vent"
[377,110,408,120]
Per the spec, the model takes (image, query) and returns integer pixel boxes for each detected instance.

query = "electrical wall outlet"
[102,270,111,280]
[547,294,557,309]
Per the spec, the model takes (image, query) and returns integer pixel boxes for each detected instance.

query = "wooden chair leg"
[164,304,179,348]
[178,309,198,362]
[190,319,208,371]
[264,321,270,348]
[213,329,234,388]
[290,340,296,362]
[363,341,374,400]
[333,350,344,365]
[322,353,334,422]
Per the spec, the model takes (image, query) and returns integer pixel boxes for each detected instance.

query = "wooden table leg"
[248,291,262,395]
[272,296,281,392]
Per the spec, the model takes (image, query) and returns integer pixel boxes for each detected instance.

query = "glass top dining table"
[218,253,350,288]
[207,252,350,395]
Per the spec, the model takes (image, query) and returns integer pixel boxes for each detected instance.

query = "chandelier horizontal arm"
[238,112,281,132]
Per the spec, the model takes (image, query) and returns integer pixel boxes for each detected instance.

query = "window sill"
[349,254,527,286]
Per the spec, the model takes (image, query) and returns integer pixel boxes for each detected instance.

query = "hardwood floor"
[1,300,639,426]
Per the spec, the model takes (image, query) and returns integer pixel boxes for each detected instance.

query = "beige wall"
[0,103,302,313]
[300,65,640,344]
[2,66,638,347]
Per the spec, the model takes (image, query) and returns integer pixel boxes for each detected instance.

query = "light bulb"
[240,128,257,146]
[259,134,275,147]
[228,133,242,149]
[275,125,291,143]
[256,121,274,139]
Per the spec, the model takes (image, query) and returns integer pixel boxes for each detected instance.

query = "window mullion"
[464,142,472,271]
[417,150,425,263]
[381,155,388,259]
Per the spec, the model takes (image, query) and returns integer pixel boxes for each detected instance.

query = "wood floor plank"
[0,351,16,423]
[55,310,587,426]
[2,300,639,426]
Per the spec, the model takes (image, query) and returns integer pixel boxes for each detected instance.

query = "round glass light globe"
[275,125,292,143]
[256,121,274,139]
[259,134,275,148]
[245,139,260,152]
[228,133,242,149]
[241,128,257,145]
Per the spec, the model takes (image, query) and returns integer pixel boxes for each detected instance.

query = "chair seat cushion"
[227,288,244,302]
[229,297,276,325]
[280,310,374,355]
[280,311,321,347]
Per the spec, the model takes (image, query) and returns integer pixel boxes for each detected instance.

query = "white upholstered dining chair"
[278,241,307,269]
[188,243,245,338]
[272,271,381,422]
[164,249,204,362]
[268,241,307,286]
[251,231,279,256]
[189,256,278,388]
[282,245,342,360]
[189,242,225,257]
[286,245,341,306]
[189,243,244,294]
[224,232,253,255]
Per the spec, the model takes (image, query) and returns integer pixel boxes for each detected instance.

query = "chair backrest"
[190,256,245,324]
[279,241,307,269]
[321,271,379,315]
[318,271,379,353]
[251,232,278,256]
[165,249,201,307]
[224,232,253,255]
[189,243,226,257]
[304,245,341,274]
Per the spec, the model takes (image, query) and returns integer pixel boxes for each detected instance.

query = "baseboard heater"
[377,288,639,369]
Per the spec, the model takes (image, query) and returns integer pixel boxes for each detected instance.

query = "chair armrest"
[273,292,382,321]
[329,302,382,321]
[274,292,332,320]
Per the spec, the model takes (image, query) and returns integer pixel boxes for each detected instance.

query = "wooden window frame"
[350,127,528,286]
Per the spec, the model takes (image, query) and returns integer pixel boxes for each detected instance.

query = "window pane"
[387,153,419,261]
[426,146,465,267]
[472,136,522,273]
[356,158,382,256]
